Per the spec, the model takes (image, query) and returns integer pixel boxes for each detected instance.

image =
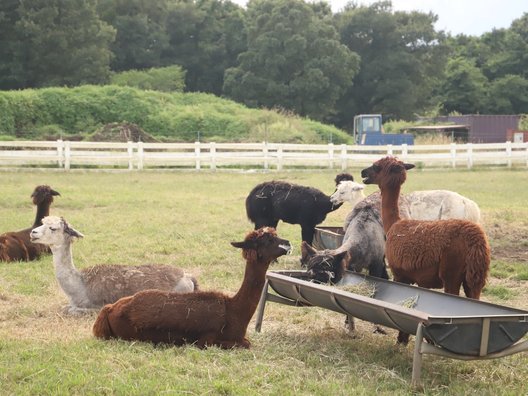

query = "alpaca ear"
[61,218,84,239]
[404,163,415,170]
[301,241,317,261]
[51,189,61,196]
[231,240,255,250]
[65,225,84,239]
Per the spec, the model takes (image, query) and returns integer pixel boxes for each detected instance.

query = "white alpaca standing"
[30,216,198,315]
[331,181,481,228]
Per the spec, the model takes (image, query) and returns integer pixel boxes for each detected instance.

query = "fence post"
[277,145,283,171]
[401,144,408,159]
[506,141,512,168]
[210,142,216,170]
[340,144,347,171]
[526,142,528,168]
[137,142,144,170]
[195,141,201,170]
[64,141,71,170]
[450,143,456,168]
[263,141,269,170]
[467,143,473,169]
[387,144,393,156]
[127,141,134,170]
[57,139,64,168]
[327,143,334,169]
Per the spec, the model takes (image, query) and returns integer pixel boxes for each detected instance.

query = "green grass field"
[1,168,527,395]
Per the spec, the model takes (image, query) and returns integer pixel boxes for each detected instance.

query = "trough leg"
[255,280,270,333]
[411,322,425,389]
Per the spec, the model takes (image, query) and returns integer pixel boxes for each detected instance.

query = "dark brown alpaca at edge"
[361,156,490,344]
[0,185,60,262]
[93,227,291,348]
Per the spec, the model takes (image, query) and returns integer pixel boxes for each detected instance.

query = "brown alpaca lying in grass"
[92,227,291,348]
[361,156,490,344]
[0,185,60,262]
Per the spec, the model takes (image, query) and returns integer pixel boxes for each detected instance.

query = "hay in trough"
[337,281,377,298]
[396,295,419,309]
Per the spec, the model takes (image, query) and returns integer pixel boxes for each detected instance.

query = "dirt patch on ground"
[89,122,160,143]
[484,219,528,263]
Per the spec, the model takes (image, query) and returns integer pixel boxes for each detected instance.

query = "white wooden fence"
[1,140,527,170]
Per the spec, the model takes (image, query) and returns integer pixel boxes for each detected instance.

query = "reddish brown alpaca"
[93,227,291,348]
[0,185,60,262]
[361,157,490,344]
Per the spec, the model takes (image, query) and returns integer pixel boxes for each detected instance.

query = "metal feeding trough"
[254,270,528,387]
[312,226,344,250]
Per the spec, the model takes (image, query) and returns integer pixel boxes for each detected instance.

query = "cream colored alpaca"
[30,216,198,315]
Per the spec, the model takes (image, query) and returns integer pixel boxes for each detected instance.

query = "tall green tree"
[443,13,528,114]
[334,1,447,126]
[486,74,528,114]
[0,0,24,89]
[163,0,247,94]
[1,0,115,89]
[223,0,359,121]
[97,0,169,71]
[440,57,488,114]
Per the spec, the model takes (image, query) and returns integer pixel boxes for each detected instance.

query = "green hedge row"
[0,85,352,144]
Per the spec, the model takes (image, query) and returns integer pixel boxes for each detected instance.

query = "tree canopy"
[0,0,527,132]
[223,0,359,121]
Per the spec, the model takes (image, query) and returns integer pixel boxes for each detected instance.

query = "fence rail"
[1,140,527,170]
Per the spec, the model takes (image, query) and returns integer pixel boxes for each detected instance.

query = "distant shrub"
[110,66,186,92]
[0,85,351,143]
[520,114,528,130]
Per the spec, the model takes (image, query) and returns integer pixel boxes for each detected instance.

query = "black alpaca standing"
[245,178,350,244]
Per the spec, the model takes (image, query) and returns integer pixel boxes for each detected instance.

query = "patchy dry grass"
[0,168,527,395]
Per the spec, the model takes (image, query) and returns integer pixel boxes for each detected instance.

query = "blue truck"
[353,114,414,145]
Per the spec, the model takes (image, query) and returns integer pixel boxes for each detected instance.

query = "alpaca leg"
[392,275,411,345]
[368,261,389,280]
[440,254,464,296]
[301,225,315,245]
[397,331,410,345]
[344,315,355,332]
[462,280,481,299]
[218,338,251,349]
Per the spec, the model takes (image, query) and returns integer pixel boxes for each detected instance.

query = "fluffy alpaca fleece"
[361,156,490,344]
[30,216,198,315]
[245,180,343,244]
[92,227,292,348]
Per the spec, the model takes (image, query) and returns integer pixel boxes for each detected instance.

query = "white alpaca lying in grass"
[30,216,198,315]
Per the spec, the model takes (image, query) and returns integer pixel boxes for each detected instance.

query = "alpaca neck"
[50,242,89,307]
[231,258,270,325]
[33,201,51,227]
[379,183,402,233]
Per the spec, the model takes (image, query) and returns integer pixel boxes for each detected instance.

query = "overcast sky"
[233,0,527,36]
[350,0,527,36]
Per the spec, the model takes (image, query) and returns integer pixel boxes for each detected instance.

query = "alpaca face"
[31,185,60,205]
[306,253,339,284]
[231,227,291,263]
[30,216,84,246]
[361,156,415,187]
[300,241,346,284]
[330,181,365,205]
